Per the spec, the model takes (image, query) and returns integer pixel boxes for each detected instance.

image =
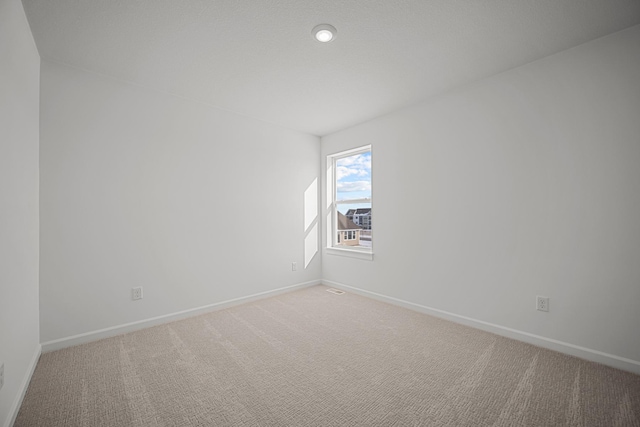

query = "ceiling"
[22,0,640,136]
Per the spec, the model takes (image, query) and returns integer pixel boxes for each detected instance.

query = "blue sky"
[336,151,371,214]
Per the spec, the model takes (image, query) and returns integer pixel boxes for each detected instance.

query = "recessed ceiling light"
[312,24,337,43]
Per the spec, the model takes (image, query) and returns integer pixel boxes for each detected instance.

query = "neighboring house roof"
[338,212,362,231]
[345,208,372,215]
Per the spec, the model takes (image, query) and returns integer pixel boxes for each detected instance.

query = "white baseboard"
[41,280,321,353]
[5,344,41,427]
[322,280,640,375]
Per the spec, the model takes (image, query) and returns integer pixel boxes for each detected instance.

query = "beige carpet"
[16,285,640,426]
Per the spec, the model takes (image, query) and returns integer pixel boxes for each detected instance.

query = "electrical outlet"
[292,262,297,271]
[1,362,4,390]
[132,287,143,301]
[536,296,549,312]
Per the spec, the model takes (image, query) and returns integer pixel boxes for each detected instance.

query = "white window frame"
[326,145,373,261]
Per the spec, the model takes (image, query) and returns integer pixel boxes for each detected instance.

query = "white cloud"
[338,153,371,169]
[336,153,371,180]
[337,180,372,192]
[336,166,360,180]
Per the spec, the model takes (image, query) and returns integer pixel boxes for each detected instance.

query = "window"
[327,145,372,260]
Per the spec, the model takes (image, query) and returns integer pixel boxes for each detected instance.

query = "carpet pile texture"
[16,285,640,426]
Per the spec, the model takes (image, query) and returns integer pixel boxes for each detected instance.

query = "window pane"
[336,152,371,203]
[336,202,371,248]
[330,146,372,253]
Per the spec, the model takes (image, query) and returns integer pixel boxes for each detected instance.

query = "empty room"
[2,0,640,425]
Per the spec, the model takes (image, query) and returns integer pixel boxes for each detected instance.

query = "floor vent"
[326,288,345,295]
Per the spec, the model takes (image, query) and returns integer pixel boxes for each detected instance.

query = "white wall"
[0,0,41,425]
[321,25,640,369]
[40,61,321,343]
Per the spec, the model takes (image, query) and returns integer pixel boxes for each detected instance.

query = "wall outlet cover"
[536,296,549,312]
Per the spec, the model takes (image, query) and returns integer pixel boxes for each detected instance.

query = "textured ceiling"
[22,0,640,136]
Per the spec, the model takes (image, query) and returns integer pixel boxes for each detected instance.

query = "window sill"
[325,247,374,261]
